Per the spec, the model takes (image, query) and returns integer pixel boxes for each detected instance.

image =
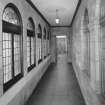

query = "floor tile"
[25,54,86,105]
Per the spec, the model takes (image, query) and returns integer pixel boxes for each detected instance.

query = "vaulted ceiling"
[30,0,79,26]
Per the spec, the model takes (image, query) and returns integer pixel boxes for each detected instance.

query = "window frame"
[2,4,23,92]
[47,30,50,56]
[44,28,46,59]
[38,24,42,64]
[27,18,36,72]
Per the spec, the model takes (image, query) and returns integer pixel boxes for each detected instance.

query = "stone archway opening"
[82,8,90,77]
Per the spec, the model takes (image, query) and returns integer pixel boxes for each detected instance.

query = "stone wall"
[72,0,105,105]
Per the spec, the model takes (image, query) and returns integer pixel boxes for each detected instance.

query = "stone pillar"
[90,0,101,93]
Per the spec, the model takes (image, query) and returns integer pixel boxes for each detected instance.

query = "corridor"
[26,54,86,105]
[0,0,105,105]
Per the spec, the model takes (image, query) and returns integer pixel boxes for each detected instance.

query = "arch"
[47,30,50,40]
[84,8,89,26]
[46,29,50,56]
[27,17,35,37]
[82,8,90,77]
[43,27,47,59]
[100,0,105,97]
[38,24,42,37]
[44,27,46,39]
[37,24,42,63]
[3,3,22,26]
[27,17,35,31]
[2,3,23,91]
[27,17,36,72]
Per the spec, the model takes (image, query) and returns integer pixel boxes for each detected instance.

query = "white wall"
[72,0,103,105]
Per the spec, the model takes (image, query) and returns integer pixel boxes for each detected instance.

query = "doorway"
[56,35,67,58]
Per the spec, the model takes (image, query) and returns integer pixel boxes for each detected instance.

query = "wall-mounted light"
[55,9,60,24]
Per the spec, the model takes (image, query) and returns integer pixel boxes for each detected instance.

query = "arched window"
[47,30,50,55]
[2,4,23,91]
[47,30,49,40]
[38,24,42,38]
[27,18,35,72]
[37,24,42,63]
[44,28,46,40]
[44,28,46,58]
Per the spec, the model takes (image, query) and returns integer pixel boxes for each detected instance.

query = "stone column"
[90,0,101,93]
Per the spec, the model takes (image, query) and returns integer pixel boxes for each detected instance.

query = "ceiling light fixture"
[55,9,60,24]
[56,35,67,38]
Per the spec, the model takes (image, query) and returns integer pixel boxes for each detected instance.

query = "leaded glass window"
[3,7,20,25]
[37,24,42,64]
[47,30,50,56]
[2,5,22,92]
[27,18,35,72]
[44,28,46,58]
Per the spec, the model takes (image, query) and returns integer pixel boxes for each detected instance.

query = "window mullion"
[12,34,14,78]
[41,35,42,59]
[34,36,35,64]
[30,37,31,66]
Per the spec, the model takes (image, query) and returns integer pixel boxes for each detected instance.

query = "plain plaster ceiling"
[30,0,79,26]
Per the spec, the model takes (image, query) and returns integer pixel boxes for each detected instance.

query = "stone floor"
[26,54,86,105]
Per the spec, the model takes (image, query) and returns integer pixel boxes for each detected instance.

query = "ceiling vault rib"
[26,0,51,26]
[70,0,82,27]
